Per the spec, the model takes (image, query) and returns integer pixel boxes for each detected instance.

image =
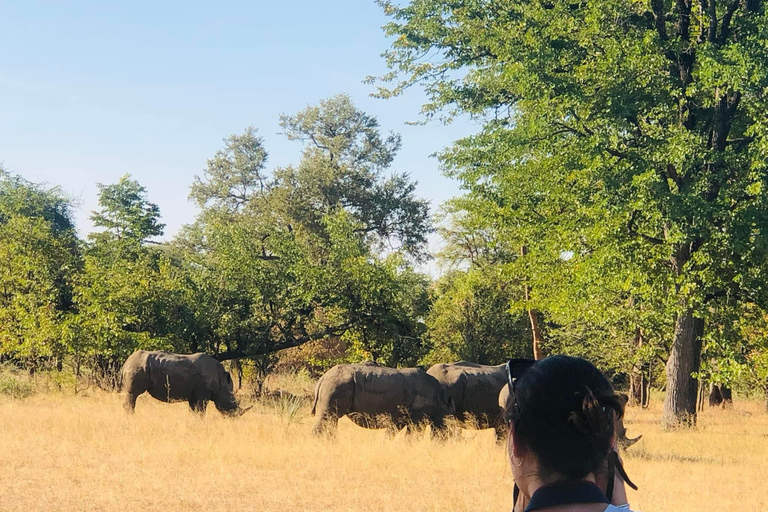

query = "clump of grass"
[264,391,308,425]
[0,367,34,399]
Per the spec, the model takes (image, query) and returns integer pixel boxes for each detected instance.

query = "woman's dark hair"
[506,355,624,480]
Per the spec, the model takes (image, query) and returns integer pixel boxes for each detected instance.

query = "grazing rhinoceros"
[120,350,247,416]
[311,362,455,434]
[427,361,508,437]
[498,385,641,448]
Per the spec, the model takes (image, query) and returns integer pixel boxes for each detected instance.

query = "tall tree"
[375,0,768,426]
[277,94,431,260]
[179,96,433,362]
[75,176,173,383]
[427,200,531,364]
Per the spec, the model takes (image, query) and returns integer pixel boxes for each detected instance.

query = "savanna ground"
[1,370,766,512]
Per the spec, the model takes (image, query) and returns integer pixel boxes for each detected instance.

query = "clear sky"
[0,0,476,249]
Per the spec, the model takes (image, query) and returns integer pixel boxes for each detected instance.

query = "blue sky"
[0,0,476,249]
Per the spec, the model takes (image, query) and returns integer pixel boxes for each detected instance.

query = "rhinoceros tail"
[311,375,323,416]
[116,364,124,392]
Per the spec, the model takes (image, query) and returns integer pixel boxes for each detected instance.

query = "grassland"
[1,374,766,512]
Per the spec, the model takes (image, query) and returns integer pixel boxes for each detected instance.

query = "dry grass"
[1,384,766,512]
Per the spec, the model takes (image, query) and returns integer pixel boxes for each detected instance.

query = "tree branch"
[212,323,352,361]
[651,0,669,40]
[628,210,666,245]
[718,0,741,44]
[708,0,717,43]
[665,163,684,189]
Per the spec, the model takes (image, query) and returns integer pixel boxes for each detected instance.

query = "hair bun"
[568,386,611,436]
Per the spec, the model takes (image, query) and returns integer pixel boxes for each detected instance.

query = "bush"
[0,368,34,399]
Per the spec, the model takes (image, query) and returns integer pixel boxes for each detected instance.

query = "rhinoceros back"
[350,366,435,416]
[428,361,506,423]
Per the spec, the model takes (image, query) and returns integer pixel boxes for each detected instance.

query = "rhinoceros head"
[439,391,456,416]
[214,369,251,417]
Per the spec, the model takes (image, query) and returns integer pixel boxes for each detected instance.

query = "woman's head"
[506,355,624,482]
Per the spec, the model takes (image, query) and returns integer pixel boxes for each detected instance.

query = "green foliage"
[276,94,431,260]
[91,174,164,243]
[72,176,180,380]
[189,126,270,212]
[0,170,79,367]
[374,0,768,417]
[173,96,433,366]
[425,266,531,365]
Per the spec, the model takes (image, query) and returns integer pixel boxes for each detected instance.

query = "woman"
[505,356,638,512]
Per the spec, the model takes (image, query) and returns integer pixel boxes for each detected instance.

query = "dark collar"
[524,481,610,512]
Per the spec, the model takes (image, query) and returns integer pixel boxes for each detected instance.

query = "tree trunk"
[720,385,733,408]
[708,383,723,407]
[629,372,642,407]
[629,328,649,407]
[662,309,704,428]
[529,309,544,361]
[641,373,650,408]
[764,381,768,413]
[708,384,734,408]
[521,245,544,360]
[629,370,650,407]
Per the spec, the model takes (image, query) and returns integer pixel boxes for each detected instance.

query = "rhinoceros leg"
[189,400,208,414]
[312,380,352,435]
[313,413,339,435]
[123,393,138,413]
[189,388,211,415]
[122,370,146,413]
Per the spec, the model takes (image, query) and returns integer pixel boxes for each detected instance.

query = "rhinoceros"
[311,362,455,434]
[427,361,508,437]
[120,350,247,416]
[498,385,641,448]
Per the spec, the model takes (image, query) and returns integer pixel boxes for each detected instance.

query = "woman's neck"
[523,472,599,498]
[521,474,606,512]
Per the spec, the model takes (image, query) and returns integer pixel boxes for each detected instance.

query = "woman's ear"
[508,425,528,460]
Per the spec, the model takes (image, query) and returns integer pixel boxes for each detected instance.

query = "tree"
[426,267,531,365]
[375,0,768,427]
[189,126,270,212]
[178,96,434,364]
[277,94,431,260]
[91,174,164,243]
[75,176,177,384]
[426,201,531,365]
[0,170,79,370]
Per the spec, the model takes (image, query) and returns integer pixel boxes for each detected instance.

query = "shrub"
[0,368,34,399]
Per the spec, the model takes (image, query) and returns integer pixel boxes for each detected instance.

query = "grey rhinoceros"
[120,350,247,416]
[498,385,641,448]
[427,361,508,437]
[311,362,455,434]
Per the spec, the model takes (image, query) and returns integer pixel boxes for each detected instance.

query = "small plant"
[269,391,307,425]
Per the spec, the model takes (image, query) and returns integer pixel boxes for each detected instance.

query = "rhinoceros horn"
[236,405,253,417]
[619,434,642,448]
